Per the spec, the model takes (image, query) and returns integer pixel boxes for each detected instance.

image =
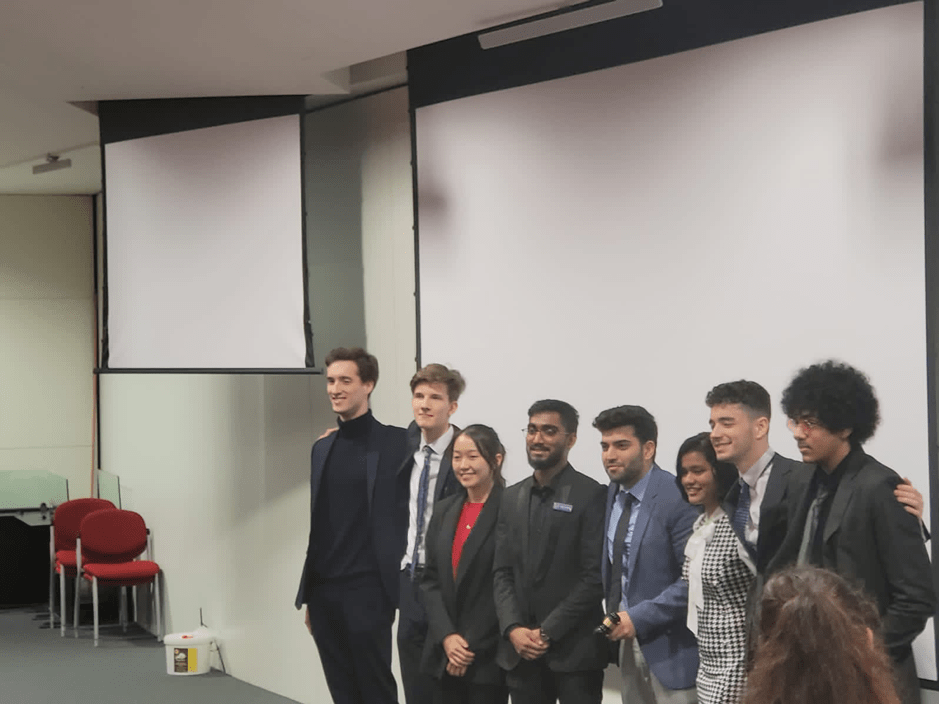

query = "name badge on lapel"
[553,502,573,513]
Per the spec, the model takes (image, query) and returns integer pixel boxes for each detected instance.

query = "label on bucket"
[174,647,197,673]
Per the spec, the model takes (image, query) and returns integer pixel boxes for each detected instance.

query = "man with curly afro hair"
[769,360,935,704]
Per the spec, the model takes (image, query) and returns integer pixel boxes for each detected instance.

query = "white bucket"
[164,628,214,675]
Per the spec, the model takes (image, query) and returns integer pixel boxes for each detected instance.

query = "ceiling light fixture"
[478,0,663,49]
[32,154,73,175]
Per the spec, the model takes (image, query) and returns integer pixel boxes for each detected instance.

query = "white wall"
[98,87,416,703]
[0,195,94,498]
[415,3,932,693]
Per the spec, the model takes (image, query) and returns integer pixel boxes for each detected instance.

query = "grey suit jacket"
[493,464,608,672]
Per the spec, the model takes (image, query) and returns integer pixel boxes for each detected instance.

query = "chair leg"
[73,575,80,637]
[48,564,54,630]
[92,576,99,647]
[154,573,162,642]
[59,571,66,637]
[121,587,128,632]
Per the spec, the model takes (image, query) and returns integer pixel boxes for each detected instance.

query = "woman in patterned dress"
[677,432,755,704]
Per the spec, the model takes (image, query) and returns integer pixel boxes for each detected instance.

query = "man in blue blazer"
[595,405,699,704]
[295,347,410,704]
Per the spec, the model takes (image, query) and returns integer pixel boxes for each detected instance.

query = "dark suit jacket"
[769,448,935,664]
[295,414,410,610]
[722,451,799,575]
[723,451,804,657]
[493,464,608,672]
[397,422,461,567]
[601,465,699,690]
[420,486,504,684]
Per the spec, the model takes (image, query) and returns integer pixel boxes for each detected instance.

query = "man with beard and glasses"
[596,405,699,704]
[493,399,608,704]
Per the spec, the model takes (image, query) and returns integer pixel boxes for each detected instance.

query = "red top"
[452,501,485,577]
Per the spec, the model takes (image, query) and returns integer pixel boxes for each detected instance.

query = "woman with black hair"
[677,432,754,704]
[420,424,508,704]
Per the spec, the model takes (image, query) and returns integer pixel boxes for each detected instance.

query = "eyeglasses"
[786,417,822,434]
[524,424,563,439]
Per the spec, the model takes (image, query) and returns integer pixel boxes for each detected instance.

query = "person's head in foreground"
[745,565,899,704]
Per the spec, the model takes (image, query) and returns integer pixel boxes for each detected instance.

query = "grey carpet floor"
[0,605,299,704]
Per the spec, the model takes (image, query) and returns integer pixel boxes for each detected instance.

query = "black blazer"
[420,486,504,685]
[769,448,935,660]
[493,464,608,672]
[723,451,803,658]
[396,422,461,563]
[722,451,799,574]
[295,415,410,610]
[399,421,461,504]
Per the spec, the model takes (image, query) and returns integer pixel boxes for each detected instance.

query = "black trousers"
[506,659,603,704]
[307,576,397,704]
[397,567,435,704]
[434,672,509,704]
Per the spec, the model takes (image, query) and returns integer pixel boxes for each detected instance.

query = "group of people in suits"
[296,348,936,704]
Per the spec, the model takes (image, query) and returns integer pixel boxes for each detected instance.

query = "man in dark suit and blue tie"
[596,405,699,704]
[706,381,798,575]
[296,347,410,704]
[706,380,923,576]
[397,364,464,704]
[706,378,925,667]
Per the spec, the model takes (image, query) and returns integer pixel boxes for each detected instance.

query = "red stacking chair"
[50,498,115,635]
[75,509,162,647]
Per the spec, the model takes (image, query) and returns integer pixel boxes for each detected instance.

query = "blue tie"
[410,445,434,577]
[608,491,633,612]
[732,480,751,540]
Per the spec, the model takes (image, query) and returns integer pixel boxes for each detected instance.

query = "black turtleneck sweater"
[310,410,380,582]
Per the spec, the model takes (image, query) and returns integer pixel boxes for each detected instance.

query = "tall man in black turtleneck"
[296,347,410,704]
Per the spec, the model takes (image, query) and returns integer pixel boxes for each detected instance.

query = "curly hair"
[705,380,772,419]
[746,565,898,704]
[780,361,880,445]
[674,431,738,503]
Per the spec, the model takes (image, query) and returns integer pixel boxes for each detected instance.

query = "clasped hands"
[508,626,549,660]
[443,633,475,677]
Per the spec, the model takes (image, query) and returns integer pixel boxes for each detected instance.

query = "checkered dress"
[682,513,754,704]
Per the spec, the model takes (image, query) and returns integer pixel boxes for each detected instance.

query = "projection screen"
[415,3,934,678]
[104,114,307,370]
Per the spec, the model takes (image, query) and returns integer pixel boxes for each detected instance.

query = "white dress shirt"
[739,447,775,546]
[401,424,454,569]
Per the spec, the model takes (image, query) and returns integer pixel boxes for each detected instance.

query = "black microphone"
[594,611,621,636]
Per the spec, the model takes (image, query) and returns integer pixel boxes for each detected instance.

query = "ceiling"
[0,0,567,195]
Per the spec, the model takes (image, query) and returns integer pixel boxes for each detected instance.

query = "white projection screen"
[415,3,935,677]
[104,114,306,369]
